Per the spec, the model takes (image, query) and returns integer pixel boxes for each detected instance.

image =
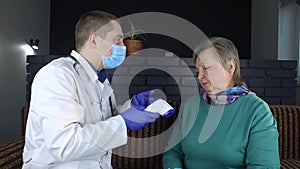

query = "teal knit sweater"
[162,94,280,169]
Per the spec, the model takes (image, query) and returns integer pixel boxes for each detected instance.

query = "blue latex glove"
[131,89,156,110]
[120,105,160,131]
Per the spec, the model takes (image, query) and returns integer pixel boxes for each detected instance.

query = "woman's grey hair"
[193,37,248,88]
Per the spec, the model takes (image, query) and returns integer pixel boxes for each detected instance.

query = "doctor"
[22,10,160,169]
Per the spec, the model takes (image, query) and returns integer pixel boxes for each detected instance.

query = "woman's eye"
[204,66,211,70]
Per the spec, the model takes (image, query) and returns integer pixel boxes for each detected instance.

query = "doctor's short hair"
[193,36,247,88]
[75,10,119,51]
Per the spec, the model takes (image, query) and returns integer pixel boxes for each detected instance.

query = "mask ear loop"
[95,36,114,56]
[93,36,114,70]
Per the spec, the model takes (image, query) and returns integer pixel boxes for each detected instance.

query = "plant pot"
[124,39,143,56]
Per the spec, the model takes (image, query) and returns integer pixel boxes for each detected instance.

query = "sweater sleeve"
[246,102,280,169]
[162,142,184,169]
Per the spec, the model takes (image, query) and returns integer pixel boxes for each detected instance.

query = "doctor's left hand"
[131,89,158,110]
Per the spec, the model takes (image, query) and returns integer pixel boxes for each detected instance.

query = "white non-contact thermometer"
[145,99,175,118]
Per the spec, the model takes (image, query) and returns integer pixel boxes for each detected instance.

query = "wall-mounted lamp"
[30,39,39,50]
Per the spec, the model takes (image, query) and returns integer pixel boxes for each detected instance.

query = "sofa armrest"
[20,103,29,137]
[0,138,24,169]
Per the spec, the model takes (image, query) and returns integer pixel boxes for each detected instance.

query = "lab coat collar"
[70,50,99,83]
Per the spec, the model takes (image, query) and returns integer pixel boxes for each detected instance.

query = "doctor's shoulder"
[32,57,76,84]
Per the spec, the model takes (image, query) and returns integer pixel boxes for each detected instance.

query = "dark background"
[50,0,251,58]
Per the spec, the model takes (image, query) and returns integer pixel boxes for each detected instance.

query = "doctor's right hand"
[120,106,160,131]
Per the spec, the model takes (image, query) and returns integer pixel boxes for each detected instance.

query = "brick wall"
[240,60,297,105]
[26,55,297,105]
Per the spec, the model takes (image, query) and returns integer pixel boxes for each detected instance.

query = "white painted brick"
[146,57,180,66]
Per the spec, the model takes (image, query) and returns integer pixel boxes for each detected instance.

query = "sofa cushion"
[270,105,300,159]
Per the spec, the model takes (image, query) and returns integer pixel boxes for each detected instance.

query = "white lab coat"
[22,50,128,169]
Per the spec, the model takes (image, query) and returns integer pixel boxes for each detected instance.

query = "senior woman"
[162,37,280,169]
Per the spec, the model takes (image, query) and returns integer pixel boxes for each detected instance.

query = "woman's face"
[196,48,234,94]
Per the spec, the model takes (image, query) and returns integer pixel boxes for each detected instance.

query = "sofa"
[0,103,299,169]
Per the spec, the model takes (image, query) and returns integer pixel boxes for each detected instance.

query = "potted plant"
[123,18,146,56]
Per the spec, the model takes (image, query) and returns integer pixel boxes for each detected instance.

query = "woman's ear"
[229,60,236,74]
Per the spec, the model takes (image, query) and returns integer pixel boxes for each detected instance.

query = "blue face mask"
[103,44,126,69]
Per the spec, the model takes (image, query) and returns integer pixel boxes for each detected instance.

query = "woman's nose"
[197,69,205,80]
